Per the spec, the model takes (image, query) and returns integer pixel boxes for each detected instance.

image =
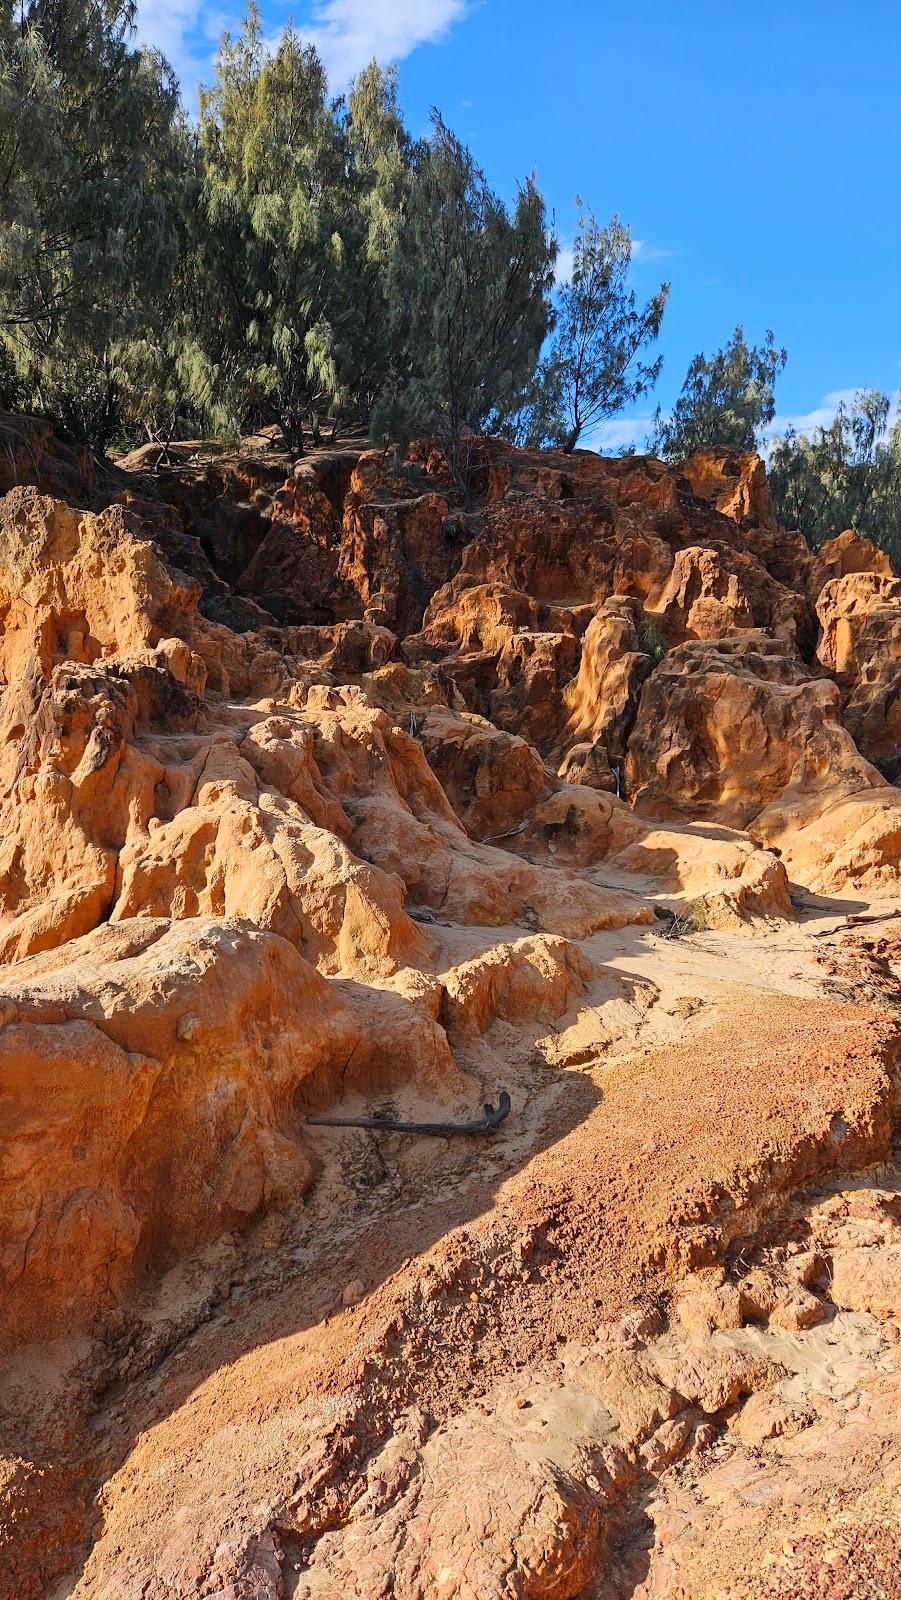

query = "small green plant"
[389,451,428,491]
[656,896,709,938]
[687,896,709,932]
[637,617,668,663]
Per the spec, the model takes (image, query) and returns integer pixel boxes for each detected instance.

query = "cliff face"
[1,421,900,1600]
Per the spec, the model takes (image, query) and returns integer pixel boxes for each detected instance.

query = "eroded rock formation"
[1,415,900,1599]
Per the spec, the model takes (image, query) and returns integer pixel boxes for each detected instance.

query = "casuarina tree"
[374,114,556,493]
[527,207,669,452]
[650,325,786,461]
[769,388,901,563]
[0,0,189,451]
[196,5,355,452]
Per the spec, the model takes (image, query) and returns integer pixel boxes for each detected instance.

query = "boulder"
[338,489,460,634]
[652,542,810,649]
[440,934,592,1039]
[830,1245,900,1320]
[0,917,357,1350]
[562,598,652,763]
[489,627,581,752]
[814,527,894,588]
[417,706,549,841]
[626,633,883,829]
[815,571,901,764]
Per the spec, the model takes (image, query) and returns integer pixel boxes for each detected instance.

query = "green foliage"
[191,25,420,451]
[0,2,681,473]
[195,7,352,452]
[0,340,25,409]
[637,617,668,662]
[378,113,556,492]
[340,63,411,422]
[650,326,787,462]
[657,897,708,938]
[688,897,709,933]
[768,388,901,565]
[386,451,427,490]
[517,207,669,452]
[0,0,190,451]
[369,384,431,456]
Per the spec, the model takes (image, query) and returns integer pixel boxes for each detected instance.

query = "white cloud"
[554,245,575,285]
[762,387,860,440]
[577,385,901,463]
[630,240,677,266]
[138,0,469,107]
[299,0,469,89]
[554,235,676,288]
[762,386,900,444]
[138,0,198,62]
[138,0,232,104]
[584,415,654,455]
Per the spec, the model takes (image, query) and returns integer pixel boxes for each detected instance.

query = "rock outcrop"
[1,918,348,1350]
[816,569,901,767]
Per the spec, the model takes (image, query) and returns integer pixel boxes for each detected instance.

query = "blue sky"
[138,0,901,449]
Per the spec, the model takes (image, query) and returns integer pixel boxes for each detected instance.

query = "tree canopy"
[372,114,556,491]
[0,0,667,466]
[515,208,669,452]
[650,326,786,462]
[768,388,901,564]
[196,7,357,453]
[0,0,190,450]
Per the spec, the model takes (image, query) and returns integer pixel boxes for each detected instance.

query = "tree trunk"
[280,407,305,457]
[445,413,472,501]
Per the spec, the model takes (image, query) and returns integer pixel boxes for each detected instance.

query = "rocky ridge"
[0,418,899,1598]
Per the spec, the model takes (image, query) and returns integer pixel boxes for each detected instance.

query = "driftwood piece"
[810,908,901,939]
[307,1091,511,1137]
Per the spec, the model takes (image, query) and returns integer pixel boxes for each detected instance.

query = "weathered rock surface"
[417,705,549,840]
[680,444,778,530]
[2,421,901,1600]
[561,597,651,768]
[816,569,901,766]
[0,917,353,1350]
[625,632,881,828]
